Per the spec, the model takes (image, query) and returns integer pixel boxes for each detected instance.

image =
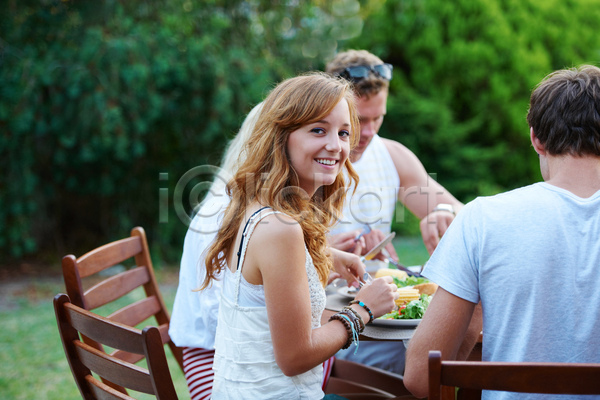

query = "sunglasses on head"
[339,63,393,82]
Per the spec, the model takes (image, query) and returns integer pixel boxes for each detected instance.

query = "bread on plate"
[374,268,408,280]
[412,282,438,296]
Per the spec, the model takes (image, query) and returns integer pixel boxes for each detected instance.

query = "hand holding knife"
[359,232,395,286]
[358,232,423,282]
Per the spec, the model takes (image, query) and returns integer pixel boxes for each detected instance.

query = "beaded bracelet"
[339,308,362,334]
[342,306,365,332]
[339,313,360,354]
[328,313,353,349]
[341,307,364,332]
[349,300,374,324]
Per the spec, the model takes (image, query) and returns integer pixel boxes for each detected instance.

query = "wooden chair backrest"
[54,293,178,400]
[428,350,600,400]
[326,358,413,398]
[61,227,183,392]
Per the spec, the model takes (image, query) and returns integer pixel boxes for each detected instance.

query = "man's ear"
[530,127,546,156]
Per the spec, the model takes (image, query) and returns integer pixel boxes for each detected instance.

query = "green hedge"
[0,0,362,262]
[2,0,600,263]
[349,0,600,204]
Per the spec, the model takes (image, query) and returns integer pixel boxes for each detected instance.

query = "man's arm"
[382,138,463,253]
[403,288,479,398]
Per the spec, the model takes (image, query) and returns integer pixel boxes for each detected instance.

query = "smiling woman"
[286,99,352,195]
[199,72,400,400]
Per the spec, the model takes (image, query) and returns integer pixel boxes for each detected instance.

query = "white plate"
[337,286,359,299]
[372,317,422,327]
[407,265,423,274]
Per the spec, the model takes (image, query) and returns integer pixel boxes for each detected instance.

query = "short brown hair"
[527,65,600,156]
[326,49,389,98]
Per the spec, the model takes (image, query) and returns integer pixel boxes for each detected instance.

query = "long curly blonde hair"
[202,72,359,289]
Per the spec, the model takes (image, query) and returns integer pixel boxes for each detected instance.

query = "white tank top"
[212,208,326,400]
[331,134,400,235]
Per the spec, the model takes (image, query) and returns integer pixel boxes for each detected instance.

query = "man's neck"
[544,155,600,198]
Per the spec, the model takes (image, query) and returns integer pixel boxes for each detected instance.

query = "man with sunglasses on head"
[326,49,463,375]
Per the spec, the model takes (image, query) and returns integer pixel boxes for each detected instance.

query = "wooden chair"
[54,293,179,399]
[61,226,183,392]
[428,350,600,400]
[325,359,415,399]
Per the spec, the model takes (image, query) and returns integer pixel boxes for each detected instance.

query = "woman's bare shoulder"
[245,212,306,274]
[251,212,303,245]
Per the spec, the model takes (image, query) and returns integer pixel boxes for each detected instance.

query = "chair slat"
[66,303,145,355]
[85,375,135,400]
[443,362,600,394]
[75,341,155,394]
[76,237,143,278]
[109,323,171,365]
[329,358,410,397]
[429,350,600,399]
[110,349,145,365]
[84,267,150,310]
[325,377,392,397]
[108,296,161,326]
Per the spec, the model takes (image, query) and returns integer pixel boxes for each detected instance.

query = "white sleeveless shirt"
[331,134,400,235]
[212,208,326,400]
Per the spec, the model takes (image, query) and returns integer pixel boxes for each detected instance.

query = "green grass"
[0,235,427,400]
[392,235,430,267]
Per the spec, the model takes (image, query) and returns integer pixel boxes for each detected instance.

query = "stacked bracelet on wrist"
[329,306,365,352]
[349,300,374,324]
[328,313,353,349]
[342,305,365,332]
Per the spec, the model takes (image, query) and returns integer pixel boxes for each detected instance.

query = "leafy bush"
[346,0,600,201]
[0,0,363,262]
[3,0,600,264]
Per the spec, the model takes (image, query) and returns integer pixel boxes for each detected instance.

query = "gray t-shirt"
[423,182,600,400]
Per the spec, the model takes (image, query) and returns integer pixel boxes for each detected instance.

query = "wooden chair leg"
[441,386,456,400]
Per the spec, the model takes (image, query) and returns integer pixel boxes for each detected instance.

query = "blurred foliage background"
[2,0,600,266]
